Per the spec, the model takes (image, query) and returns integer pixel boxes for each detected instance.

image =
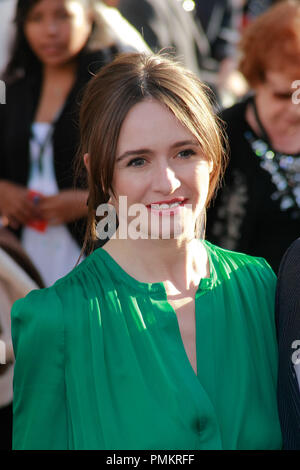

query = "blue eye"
[127,157,146,167]
[177,149,196,159]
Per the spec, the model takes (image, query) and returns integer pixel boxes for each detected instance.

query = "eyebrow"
[116,140,200,162]
[273,90,293,95]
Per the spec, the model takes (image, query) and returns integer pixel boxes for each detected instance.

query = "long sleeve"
[11,288,68,450]
[275,238,300,449]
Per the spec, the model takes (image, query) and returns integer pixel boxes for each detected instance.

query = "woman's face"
[110,99,213,240]
[24,0,93,67]
[256,70,300,132]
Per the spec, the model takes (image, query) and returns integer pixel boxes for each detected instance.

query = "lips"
[146,198,187,208]
[40,44,62,54]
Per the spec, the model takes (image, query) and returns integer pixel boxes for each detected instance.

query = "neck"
[104,235,209,294]
[42,60,77,79]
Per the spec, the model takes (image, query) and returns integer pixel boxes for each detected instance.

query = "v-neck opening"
[95,240,218,381]
[162,295,199,379]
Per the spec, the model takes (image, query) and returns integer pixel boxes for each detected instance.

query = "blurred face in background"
[255,69,300,134]
[24,0,93,67]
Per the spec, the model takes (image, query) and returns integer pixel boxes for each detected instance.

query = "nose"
[152,161,181,195]
[45,19,59,36]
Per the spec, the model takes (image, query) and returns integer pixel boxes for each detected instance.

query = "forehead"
[29,0,81,12]
[116,99,195,154]
[265,70,299,90]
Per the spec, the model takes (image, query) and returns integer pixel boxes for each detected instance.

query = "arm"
[0,88,37,228]
[275,238,300,449]
[11,288,68,450]
[37,189,88,226]
[0,181,38,229]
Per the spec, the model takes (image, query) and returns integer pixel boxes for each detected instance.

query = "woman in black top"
[206,1,300,273]
[0,0,127,285]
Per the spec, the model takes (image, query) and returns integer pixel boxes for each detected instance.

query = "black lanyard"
[30,108,62,173]
[250,96,271,145]
[32,125,54,173]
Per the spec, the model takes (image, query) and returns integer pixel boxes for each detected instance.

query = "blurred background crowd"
[0,0,300,450]
[0,0,283,104]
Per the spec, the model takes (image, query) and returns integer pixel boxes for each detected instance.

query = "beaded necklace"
[244,97,300,219]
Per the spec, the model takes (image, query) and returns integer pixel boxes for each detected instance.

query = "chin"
[40,54,69,67]
[149,224,194,241]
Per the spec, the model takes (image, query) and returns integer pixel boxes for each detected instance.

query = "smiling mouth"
[41,45,62,54]
[146,199,188,210]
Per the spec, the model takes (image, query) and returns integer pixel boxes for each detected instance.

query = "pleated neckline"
[94,240,217,296]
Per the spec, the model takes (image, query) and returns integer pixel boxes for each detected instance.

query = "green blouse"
[11,241,282,450]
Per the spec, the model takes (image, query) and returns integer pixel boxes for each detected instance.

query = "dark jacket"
[0,49,114,248]
[276,238,300,449]
[206,97,300,273]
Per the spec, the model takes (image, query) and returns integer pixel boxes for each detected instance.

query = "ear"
[107,189,113,205]
[84,153,90,174]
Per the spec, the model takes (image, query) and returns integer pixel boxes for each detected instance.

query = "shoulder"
[218,98,249,138]
[77,49,117,79]
[0,77,23,112]
[11,252,94,324]
[53,249,99,290]
[11,250,108,368]
[11,253,99,360]
[0,76,36,120]
[278,238,300,276]
[11,285,65,368]
[206,240,276,276]
[22,250,111,310]
[204,242,277,331]
[276,238,300,300]
[4,75,32,97]
[219,98,248,123]
[205,240,276,288]
[11,285,63,336]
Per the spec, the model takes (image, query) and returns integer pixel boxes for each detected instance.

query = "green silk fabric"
[11,241,282,449]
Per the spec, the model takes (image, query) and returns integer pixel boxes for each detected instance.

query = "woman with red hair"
[206,0,300,274]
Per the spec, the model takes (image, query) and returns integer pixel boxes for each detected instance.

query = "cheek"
[194,166,210,199]
[112,173,146,205]
[277,102,290,115]
[269,100,287,118]
[197,171,211,210]
[68,19,91,50]
[24,24,38,50]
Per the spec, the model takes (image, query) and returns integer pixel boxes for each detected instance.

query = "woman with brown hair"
[11,52,282,450]
[206,0,300,274]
